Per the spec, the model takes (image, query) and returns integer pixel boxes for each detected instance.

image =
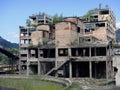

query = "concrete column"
[69,61,72,78]
[89,47,91,57]
[111,61,114,79]
[68,48,72,78]
[27,49,30,76]
[89,61,92,78]
[68,48,71,57]
[106,61,108,80]
[38,61,40,75]
[38,48,41,75]
[55,47,58,68]
[27,62,30,76]
[89,47,92,78]
[55,47,58,77]
[19,27,21,75]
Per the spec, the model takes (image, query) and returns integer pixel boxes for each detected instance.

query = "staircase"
[45,59,69,76]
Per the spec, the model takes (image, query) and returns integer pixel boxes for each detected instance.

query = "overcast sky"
[0,0,120,43]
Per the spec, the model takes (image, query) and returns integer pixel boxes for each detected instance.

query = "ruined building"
[19,8,116,80]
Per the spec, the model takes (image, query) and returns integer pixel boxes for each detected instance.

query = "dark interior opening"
[100,10,109,14]
[91,48,95,56]
[96,47,106,56]
[29,49,38,58]
[58,48,68,56]
[22,65,27,70]
[21,54,27,57]
[41,62,55,75]
[77,27,80,33]
[96,23,105,27]
[92,61,106,78]
[42,49,55,58]
[85,29,90,33]
[72,62,89,77]
[30,65,38,74]
[71,48,89,57]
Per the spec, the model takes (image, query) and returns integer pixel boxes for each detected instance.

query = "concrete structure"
[19,8,116,80]
[83,8,116,42]
[113,45,120,86]
[19,13,53,74]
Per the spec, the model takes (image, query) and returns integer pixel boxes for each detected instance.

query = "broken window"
[43,31,46,38]
[91,48,95,56]
[21,39,28,44]
[21,54,27,57]
[96,47,106,56]
[94,15,98,18]
[42,49,55,58]
[71,48,78,56]
[58,49,68,56]
[85,29,90,32]
[96,23,105,27]
[100,10,109,15]
[91,11,98,15]
[85,38,91,42]
[28,28,35,35]
[85,23,95,29]
[82,48,89,56]
[77,27,80,33]
[21,47,27,50]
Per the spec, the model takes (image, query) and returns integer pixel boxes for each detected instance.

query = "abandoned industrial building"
[19,7,116,80]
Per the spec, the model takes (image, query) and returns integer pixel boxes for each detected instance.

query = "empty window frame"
[58,48,68,56]
[96,23,105,27]
[100,10,109,15]
[77,27,80,33]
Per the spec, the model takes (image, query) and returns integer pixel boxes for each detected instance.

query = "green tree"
[8,48,19,56]
[53,14,63,23]
[0,48,18,64]
[49,14,63,25]
[0,53,9,64]
[26,19,31,26]
[82,8,99,21]
[82,11,92,21]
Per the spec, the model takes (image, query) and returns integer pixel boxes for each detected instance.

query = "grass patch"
[0,78,63,90]
[65,82,82,90]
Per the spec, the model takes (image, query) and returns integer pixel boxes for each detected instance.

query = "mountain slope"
[116,29,120,42]
[0,36,18,49]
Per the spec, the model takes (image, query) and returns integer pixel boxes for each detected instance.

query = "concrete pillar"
[89,47,91,57]
[38,48,41,75]
[89,61,92,78]
[68,48,71,57]
[106,61,108,80]
[27,49,30,76]
[89,47,92,78]
[68,48,72,78]
[55,47,58,68]
[19,58,21,75]
[69,61,72,78]
[27,62,30,76]
[55,47,58,77]
[38,61,40,75]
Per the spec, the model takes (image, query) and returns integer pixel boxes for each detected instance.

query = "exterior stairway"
[45,59,69,75]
